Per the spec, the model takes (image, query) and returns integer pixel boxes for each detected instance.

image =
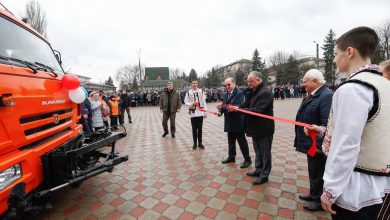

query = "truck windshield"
[0,15,63,76]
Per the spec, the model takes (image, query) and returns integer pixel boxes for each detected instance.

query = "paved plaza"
[40,98,331,220]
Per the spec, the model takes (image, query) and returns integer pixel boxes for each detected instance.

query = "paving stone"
[185,201,207,215]
[182,191,200,202]
[207,198,226,210]
[281,183,298,193]
[237,206,259,219]
[215,211,237,220]
[162,206,184,219]
[264,187,282,197]
[295,211,319,220]
[116,201,138,214]
[161,194,180,205]
[38,101,330,220]
[278,197,298,210]
[139,197,160,209]
[227,194,246,206]
[259,202,278,216]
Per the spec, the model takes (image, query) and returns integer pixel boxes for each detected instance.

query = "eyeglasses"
[224,84,231,87]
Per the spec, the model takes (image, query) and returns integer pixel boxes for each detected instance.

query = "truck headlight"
[0,164,22,190]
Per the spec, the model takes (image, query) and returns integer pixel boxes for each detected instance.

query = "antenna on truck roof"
[0,2,15,16]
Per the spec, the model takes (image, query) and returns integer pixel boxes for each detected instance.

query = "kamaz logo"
[42,100,65,106]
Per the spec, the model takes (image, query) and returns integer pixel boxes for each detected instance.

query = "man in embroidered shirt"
[184,80,207,150]
[317,27,390,220]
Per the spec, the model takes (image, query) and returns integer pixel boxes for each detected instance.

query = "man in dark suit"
[217,77,252,168]
[230,71,275,185]
[294,69,333,211]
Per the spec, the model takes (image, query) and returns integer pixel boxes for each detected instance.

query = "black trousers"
[190,116,203,145]
[227,132,251,162]
[162,112,176,134]
[119,106,132,124]
[307,152,326,203]
[332,203,381,220]
[110,116,118,130]
[252,135,273,178]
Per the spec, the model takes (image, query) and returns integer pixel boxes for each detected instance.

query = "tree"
[277,55,300,84]
[376,19,390,61]
[188,69,198,82]
[252,49,268,84]
[372,42,386,64]
[235,68,246,87]
[169,68,182,80]
[24,0,47,37]
[132,77,139,90]
[268,51,289,85]
[322,29,337,84]
[252,49,266,72]
[205,67,220,88]
[115,65,139,90]
[105,76,114,86]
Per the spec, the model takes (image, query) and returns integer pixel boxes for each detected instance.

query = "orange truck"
[0,6,128,218]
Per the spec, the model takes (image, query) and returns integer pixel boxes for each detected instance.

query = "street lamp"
[313,41,319,69]
[137,48,142,84]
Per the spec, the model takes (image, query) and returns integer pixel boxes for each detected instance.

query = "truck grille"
[20,108,73,136]
[20,109,72,124]
[24,118,71,136]
[20,128,71,150]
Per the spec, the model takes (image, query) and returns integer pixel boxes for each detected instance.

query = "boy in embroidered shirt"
[312,27,390,220]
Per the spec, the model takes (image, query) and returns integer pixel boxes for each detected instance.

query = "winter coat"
[239,83,275,138]
[294,85,333,153]
[220,87,246,133]
[159,88,181,112]
[90,100,104,128]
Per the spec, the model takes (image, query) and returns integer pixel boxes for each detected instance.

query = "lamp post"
[137,48,142,85]
[313,41,319,69]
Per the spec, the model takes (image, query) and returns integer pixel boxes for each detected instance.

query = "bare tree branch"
[25,0,47,37]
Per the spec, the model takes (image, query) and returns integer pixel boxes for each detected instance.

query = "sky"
[1,0,389,84]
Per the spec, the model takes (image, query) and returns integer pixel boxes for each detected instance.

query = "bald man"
[231,71,275,185]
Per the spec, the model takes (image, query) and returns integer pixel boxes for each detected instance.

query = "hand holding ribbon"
[225,104,318,157]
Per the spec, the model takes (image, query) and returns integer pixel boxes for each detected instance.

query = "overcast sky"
[2,0,389,84]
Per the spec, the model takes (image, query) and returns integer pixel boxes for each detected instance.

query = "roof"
[145,67,169,80]
[220,58,252,69]
[143,79,190,87]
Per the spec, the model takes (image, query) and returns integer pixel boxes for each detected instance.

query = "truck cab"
[0,7,127,218]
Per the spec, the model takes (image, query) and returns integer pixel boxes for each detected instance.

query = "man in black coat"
[218,77,252,168]
[294,69,333,211]
[119,90,132,124]
[231,71,275,185]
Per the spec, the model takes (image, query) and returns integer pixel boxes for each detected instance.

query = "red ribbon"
[194,102,317,157]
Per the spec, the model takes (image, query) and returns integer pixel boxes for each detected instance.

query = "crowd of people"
[76,26,390,220]
[157,27,390,220]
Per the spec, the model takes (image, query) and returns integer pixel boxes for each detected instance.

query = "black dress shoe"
[171,134,175,138]
[246,171,261,177]
[240,160,252,168]
[162,132,168,137]
[222,157,235,164]
[299,194,315,201]
[303,202,323,211]
[252,177,268,185]
[192,144,197,150]
[198,143,205,149]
